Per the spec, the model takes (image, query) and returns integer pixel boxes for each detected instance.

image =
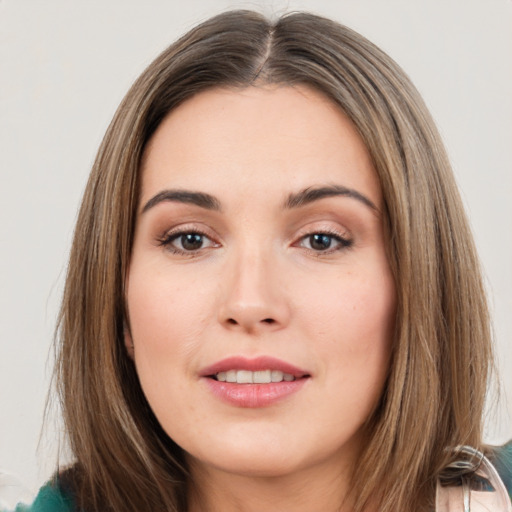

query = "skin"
[126,85,396,512]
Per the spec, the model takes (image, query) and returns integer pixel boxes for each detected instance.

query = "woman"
[14,9,512,512]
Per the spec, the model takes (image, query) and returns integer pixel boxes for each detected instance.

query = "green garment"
[11,484,72,512]
[9,441,512,511]
[494,440,512,503]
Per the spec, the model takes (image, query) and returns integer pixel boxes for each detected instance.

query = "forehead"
[140,85,381,209]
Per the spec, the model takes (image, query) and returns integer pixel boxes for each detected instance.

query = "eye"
[298,232,352,253]
[158,230,218,255]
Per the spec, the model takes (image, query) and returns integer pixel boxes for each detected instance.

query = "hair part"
[55,10,492,512]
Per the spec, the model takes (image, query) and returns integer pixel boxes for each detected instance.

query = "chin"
[190,449,306,479]
[181,425,309,478]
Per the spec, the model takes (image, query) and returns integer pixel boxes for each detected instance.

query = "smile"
[201,356,310,407]
[214,370,296,383]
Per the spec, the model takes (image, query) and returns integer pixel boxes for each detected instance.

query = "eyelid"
[292,220,352,240]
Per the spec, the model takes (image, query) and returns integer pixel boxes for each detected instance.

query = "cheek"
[126,266,211,379]
[299,266,395,392]
[300,267,395,341]
[125,269,207,429]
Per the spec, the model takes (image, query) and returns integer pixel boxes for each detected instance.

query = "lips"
[200,356,309,379]
[200,356,310,408]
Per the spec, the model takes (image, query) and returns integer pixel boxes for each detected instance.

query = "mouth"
[200,355,310,382]
[200,356,310,407]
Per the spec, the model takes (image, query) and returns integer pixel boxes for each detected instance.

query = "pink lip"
[200,356,310,408]
[200,356,309,378]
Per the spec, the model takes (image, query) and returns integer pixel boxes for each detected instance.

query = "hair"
[54,9,492,512]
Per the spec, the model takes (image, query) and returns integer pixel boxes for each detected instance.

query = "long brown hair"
[55,10,492,512]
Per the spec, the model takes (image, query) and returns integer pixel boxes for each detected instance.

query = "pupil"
[310,234,332,250]
[181,233,203,250]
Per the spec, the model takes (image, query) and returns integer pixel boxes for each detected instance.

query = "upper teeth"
[216,370,296,384]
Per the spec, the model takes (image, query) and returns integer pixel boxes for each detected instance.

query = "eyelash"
[156,228,353,256]
[157,228,218,256]
[295,229,353,254]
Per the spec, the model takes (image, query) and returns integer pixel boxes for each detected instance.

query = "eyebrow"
[284,185,378,212]
[141,184,378,215]
[141,189,222,213]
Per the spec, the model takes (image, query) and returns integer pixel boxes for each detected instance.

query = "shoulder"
[12,482,74,512]
[492,439,512,502]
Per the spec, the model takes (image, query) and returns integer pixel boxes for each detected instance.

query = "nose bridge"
[219,237,289,332]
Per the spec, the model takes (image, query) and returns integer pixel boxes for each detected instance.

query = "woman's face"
[126,86,396,480]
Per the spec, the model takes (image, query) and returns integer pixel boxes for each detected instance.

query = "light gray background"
[1,0,511,493]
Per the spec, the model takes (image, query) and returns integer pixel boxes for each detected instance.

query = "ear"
[124,321,135,360]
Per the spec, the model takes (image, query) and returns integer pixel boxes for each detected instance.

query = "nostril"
[224,317,277,328]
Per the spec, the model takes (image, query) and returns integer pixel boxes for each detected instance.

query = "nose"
[218,247,291,334]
